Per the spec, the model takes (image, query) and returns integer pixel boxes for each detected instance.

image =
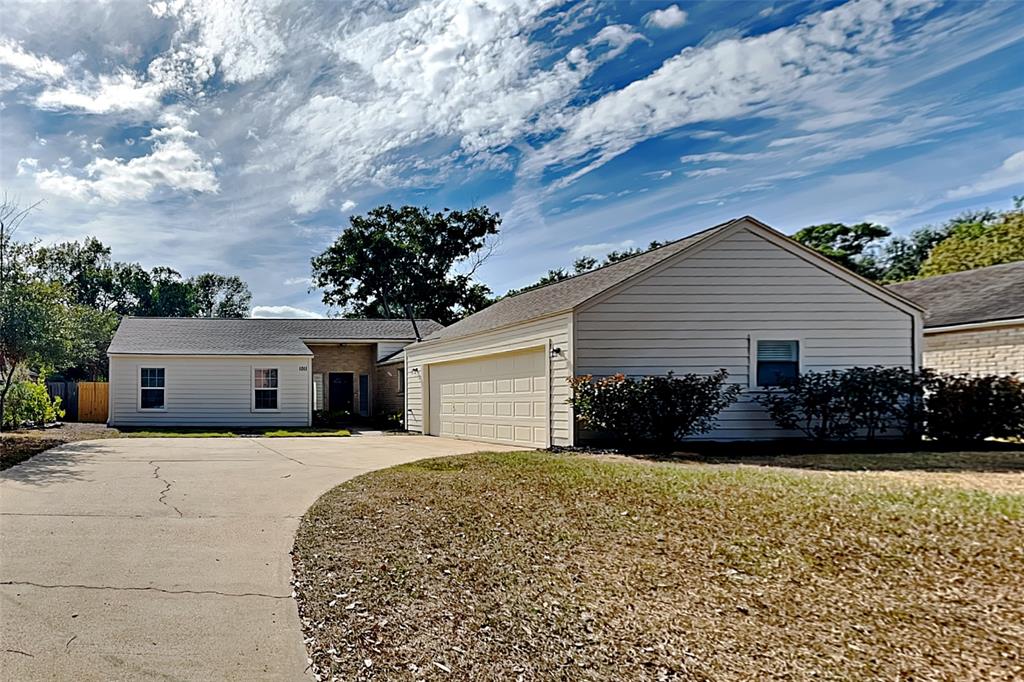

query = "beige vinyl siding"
[405,313,573,446]
[377,341,408,361]
[574,226,918,440]
[108,355,311,427]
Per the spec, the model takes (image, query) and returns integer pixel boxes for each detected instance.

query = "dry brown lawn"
[293,451,1023,681]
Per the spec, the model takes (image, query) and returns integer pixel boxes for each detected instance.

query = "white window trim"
[748,335,804,390]
[251,366,281,413]
[137,366,167,412]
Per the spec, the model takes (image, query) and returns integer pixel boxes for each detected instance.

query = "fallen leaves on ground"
[293,451,1024,681]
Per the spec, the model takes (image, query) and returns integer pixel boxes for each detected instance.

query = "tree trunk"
[0,361,18,431]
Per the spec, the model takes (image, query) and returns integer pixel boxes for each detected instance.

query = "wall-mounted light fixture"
[410,366,420,373]
[550,346,562,358]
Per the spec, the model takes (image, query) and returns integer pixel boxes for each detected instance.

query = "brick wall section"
[375,362,404,419]
[309,344,376,413]
[923,323,1024,376]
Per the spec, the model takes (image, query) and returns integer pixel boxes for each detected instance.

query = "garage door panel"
[428,349,547,448]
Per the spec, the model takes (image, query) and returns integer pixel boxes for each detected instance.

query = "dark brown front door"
[328,372,354,414]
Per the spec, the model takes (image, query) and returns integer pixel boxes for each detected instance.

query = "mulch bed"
[292,451,1023,681]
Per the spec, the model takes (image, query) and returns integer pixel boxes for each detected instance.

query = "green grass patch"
[117,427,350,438]
[260,428,351,438]
[294,450,1023,681]
[118,429,239,438]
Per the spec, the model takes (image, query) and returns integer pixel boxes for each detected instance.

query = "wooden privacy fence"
[77,382,109,423]
[46,381,79,421]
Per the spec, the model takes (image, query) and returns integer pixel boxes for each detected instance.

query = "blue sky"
[1,0,1022,318]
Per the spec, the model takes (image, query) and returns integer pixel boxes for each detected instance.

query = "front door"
[328,372,354,414]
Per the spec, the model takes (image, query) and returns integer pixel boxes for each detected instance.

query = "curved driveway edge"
[0,436,516,681]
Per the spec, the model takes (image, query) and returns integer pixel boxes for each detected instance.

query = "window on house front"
[398,368,404,394]
[756,340,799,387]
[254,368,279,410]
[312,373,324,410]
[140,367,165,409]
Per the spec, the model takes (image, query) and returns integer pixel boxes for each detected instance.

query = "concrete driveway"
[1,435,513,680]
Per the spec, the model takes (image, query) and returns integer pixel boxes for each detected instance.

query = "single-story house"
[887,261,1023,376]
[403,216,925,448]
[106,318,440,427]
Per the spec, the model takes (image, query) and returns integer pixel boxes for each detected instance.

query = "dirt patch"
[293,451,1023,681]
[1,423,119,470]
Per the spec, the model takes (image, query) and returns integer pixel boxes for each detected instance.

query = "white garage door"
[428,348,548,448]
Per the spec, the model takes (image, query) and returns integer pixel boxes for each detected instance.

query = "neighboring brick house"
[888,261,1024,376]
[374,351,406,419]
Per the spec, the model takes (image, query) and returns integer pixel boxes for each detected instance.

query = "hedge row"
[569,367,1024,448]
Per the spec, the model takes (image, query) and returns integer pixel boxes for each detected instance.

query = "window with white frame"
[397,368,404,394]
[140,367,165,409]
[312,373,324,410]
[254,368,279,410]
[756,340,799,387]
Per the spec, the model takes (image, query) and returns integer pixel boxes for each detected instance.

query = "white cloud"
[644,5,687,30]
[524,0,939,187]
[685,166,727,178]
[16,157,38,175]
[251,305,323,318]
[33,125,219,203]
[0,39,65,87]
[680,152,764,164]
[571,239,635,256]
[36,71,164,116]
[571,192,609,203]
[283,276,313,286]
[271,0,647,212]
[946,150,1024,199]
[153,0,286,83]
[339,199,357,212]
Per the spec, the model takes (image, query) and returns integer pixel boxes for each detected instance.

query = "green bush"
[756,370,857,441]
[757,366,1023,443]
[569,370,742,448]
[2,377,64,429]
[925,374,1024,442]
[755,366,931,441]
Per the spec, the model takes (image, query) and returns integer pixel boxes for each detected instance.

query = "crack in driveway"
[0,580,291,600]
[149,462,183,517]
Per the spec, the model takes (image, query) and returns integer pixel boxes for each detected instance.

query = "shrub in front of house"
[568,370,742,448]
[2,376,64,429]
[757,366,1024,443]
[756,366,930,442]
[755,370,857,441]
[924,373,1024,443]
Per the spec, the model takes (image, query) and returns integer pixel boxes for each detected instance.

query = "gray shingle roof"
[423,218,737,342]
[108,317,442,356]
[886,261,1024,328]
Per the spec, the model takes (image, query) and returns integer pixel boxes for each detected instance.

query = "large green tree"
[1,203,87,417]
[311,205,499,325]
[31,237,253,318]
[191,273,253,318]
[791,222,891,280]
[920,207,1024,277]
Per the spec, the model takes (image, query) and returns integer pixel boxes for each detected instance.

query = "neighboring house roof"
[108,317,442,356]
[886,261,1024,329]
[423,218,736,343]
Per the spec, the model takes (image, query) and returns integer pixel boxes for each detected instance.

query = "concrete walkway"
[0,436,513,680]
